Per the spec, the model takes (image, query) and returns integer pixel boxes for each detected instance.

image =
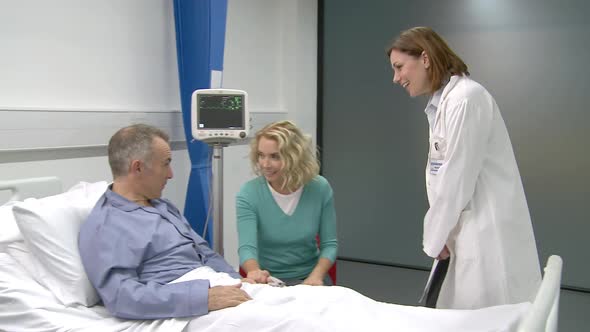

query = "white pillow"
[13,181,108,307]
[0,202,22,245]
[4,241,38,277]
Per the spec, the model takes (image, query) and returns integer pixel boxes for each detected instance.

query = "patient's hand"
[247,269,270,283]
[302,275,324,286]
[208,284,251,312]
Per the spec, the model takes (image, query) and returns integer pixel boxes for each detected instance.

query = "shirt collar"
[424,79,449,130]
[105,185,163,212]
[426,81,446,111]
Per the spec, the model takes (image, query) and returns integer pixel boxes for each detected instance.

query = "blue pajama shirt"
[79,188,239,319]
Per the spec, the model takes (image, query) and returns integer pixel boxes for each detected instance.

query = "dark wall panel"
[322,0,589,289]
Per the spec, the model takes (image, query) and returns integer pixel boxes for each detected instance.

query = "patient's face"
[257,137,284,191]
[142,137,173,199]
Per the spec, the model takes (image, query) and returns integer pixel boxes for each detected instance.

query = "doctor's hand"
[246,269,270,284]
[437,245,450,260]
[208,284,251,312]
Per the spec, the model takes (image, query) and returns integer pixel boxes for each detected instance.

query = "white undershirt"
[267,182,303,216]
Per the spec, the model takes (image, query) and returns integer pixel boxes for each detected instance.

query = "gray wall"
[322,0,589,289]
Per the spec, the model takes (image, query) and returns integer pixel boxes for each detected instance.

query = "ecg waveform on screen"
[199,95,242,111]
[197,94,244,129]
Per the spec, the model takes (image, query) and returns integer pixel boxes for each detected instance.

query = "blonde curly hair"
[250,120,319,192]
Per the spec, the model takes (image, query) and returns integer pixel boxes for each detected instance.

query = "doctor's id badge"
[429,137,446,175]
[430,159,443,175]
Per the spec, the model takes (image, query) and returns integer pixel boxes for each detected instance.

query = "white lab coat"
[423,75,541,309]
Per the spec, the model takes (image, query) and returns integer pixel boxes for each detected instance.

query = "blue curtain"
[173,0,228,244]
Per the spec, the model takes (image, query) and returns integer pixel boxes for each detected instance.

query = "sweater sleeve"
[236,184,259,265]
[318,178,338,262]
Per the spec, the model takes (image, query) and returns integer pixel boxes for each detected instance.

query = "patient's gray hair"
[108,124,170,178]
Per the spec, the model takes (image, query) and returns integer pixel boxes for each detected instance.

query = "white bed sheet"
[185,282,529,332]
[0,252,191,332]
[0,177,532,332]
[0,250,529,332]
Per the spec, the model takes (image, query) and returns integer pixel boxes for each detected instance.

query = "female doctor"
[387,27,541,309]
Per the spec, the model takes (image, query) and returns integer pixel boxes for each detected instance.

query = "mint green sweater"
[236,175,338,279]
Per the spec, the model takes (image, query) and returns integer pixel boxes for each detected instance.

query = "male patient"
[79,124,251,319]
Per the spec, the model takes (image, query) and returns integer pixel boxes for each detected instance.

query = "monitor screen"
[197,94,244,129]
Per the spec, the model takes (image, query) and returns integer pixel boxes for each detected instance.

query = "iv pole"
[205,134,247,256]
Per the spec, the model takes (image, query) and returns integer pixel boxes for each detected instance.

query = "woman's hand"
[241,277,256,284]
[303,257,332,286]
[246,269,270,283]
[302,274,324,286]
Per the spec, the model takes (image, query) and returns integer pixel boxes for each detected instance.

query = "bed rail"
[517,255,563,332]
[0,176,62,204]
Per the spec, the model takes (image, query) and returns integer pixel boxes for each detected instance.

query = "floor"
[336,259,590,332]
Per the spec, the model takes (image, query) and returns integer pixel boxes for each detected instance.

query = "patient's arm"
[208,284,252,312]
[191,233,242,278]
[80,222,212,319]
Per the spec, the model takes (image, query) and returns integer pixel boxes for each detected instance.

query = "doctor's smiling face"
[390,49,431,97]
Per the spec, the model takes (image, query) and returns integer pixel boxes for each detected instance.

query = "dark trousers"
[424,258,450,308]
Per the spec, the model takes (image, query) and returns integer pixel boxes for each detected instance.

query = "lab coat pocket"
[454,211,477,260]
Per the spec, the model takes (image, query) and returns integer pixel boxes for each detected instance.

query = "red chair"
[322,233,337,284]
[239,235,337,284]
[327,260,337,285]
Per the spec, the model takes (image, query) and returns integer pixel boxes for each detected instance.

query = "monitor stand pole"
[210,142,227,256]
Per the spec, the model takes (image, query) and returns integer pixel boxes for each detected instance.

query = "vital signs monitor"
[191,89,249,143]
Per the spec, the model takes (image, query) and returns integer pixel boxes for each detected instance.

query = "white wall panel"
[0,0,317,271]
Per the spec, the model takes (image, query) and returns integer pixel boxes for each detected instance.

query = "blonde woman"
[236,120,337,286]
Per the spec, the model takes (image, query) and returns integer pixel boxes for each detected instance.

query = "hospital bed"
[0,176,561,332]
